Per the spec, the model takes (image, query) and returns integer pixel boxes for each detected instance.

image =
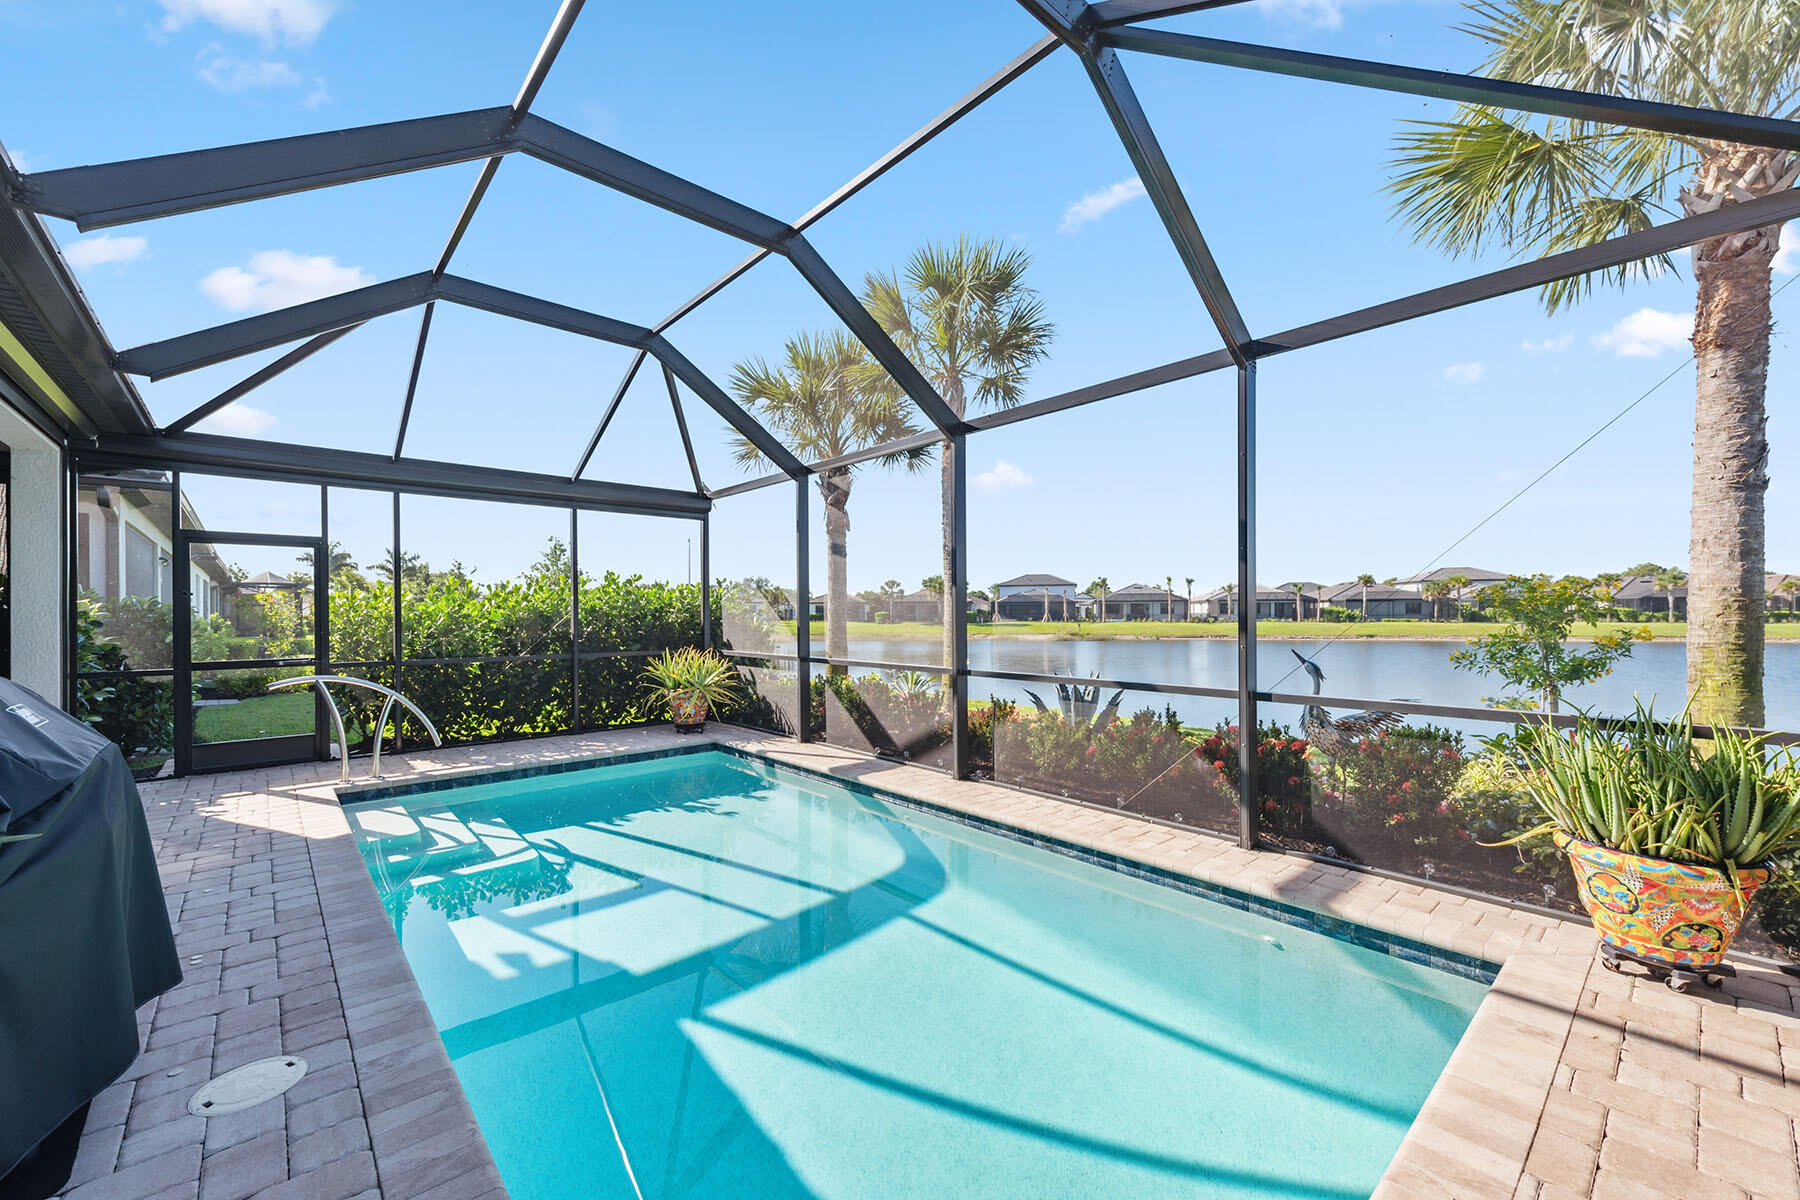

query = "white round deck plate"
[187,1055,308,1116]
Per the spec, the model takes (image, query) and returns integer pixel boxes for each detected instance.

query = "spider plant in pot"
[641,648,742,734]
[1495,702,1800,972]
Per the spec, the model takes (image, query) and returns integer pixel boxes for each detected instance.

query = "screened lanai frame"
[7,0,1800,852]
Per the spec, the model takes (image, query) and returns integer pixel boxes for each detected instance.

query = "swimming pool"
[346,748,1489,1200]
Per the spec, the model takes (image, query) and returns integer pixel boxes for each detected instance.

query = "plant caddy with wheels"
[1491,703,1800,993]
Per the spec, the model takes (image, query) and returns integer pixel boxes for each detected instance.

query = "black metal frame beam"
[644,35,1059,336]
[118,272,436,380]
[662,364,705,493]
[113,270,806,475]
[1254,185,1800,356]
[16,108,521,230]
[79,431,708,517]
[1104,27,1800,153]
[163,323,359,435]
[21,120,966,439]
[706,172,1800,497]
[572,349,646,481]
[1015,0,1252,361]
[392,305,435,459]
[1083,0,1256,28]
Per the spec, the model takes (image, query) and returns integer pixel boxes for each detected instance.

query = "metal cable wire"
[1263,271,1799,695]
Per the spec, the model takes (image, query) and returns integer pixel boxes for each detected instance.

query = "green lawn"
[194,692,315,743]
[780,618,1800,642]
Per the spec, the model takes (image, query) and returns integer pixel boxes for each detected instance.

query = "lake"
[788,637,1800,740]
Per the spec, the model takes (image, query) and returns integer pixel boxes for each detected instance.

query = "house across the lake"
[995,574,1082,600]
[1317,581,1426,620]
[1101,584,1187,621]
[1395,566,1511,592]
[1610,574,1687,618]
[994,588,1094,622]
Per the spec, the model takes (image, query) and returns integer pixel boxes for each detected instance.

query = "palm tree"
[1421,580,1450,621]
[1221,581,1236,620]
[1781,578,1800,616]
[1165,576,1175,622]
[297,541,357,579]
[1446,574,1471,621]
[861,236,1055,670]
[1655,567,1689,622]
[1290,582,1307,622]
[367,550,427,589]
[1356,572,1376,620]
[1089,577,1110,624]
[730,330,928,675]
[1184,576,1195,623]
[1388,1,1799,725]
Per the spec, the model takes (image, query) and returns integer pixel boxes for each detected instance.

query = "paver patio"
[53,726,1800,1200]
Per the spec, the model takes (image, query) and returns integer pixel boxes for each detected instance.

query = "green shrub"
[1311,723,1467,849]
[74,598,175,773]
[1197,721,1312,834]
[1319,605,1363,623]
[991,703,1232,829]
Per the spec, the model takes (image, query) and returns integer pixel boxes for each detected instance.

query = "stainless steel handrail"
[267,675,443,782]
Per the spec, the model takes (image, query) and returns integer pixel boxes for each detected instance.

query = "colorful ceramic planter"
[668,689,710,733]
[1555,830,1769,968]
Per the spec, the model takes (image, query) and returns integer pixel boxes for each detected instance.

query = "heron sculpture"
[1289,649,1404,757]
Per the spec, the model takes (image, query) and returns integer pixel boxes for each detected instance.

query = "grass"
[194,692,315,742]
[779,618,1800,641]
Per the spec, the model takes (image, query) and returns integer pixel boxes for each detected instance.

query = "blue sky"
[5,0,1796,596]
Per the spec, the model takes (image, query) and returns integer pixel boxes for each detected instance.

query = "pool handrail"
[267,674,443,782]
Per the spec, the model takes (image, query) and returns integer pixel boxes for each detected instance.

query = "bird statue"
[1289,649,1404,757]
[1022,672,1125,732]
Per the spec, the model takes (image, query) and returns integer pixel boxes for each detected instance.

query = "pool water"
[346,750,1487,1200]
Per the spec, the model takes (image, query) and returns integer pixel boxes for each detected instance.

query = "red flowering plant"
[1199,721,1315,836]
[1307,723,1468,852]
[991,703,1234,831]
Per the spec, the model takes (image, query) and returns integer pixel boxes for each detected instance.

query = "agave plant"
[1496,702,1800,890]
[1022,672,1124,732]
[640,648,743,711]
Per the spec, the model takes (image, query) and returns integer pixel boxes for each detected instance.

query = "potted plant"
[1496,703,1800,988]
[641,648,742,734]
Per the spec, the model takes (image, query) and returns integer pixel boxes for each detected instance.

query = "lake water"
[795,637,1800,740]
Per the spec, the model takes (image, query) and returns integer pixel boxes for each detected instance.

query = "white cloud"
[6,148,43,173]
[1442,361,1487,385]
[159,0,335,45]
[1258,0,1344,28]
[64,234,148,268]
[200,249,372,312]
[973,460,1033,493]
[1521,333,1574,353]
[195,403,278,437]
[198,51,301,91]
[1060,177,1146,234]
[1776,223,1799,275]
[1592,308,1693,358]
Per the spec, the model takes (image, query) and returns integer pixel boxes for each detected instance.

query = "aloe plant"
[1496,702,1800,889]
[640,648,743,713]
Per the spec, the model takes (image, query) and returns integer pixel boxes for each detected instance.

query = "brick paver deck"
[53,726,1800,1199]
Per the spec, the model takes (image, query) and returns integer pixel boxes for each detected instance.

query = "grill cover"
[0,679,181,1177]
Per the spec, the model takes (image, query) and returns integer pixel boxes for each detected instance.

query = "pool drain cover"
[187,1056,308,1117]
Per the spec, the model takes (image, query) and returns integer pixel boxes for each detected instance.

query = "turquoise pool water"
[347,750,1487,1200]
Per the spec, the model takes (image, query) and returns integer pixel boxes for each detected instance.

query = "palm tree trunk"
[939,446,956,672]
[1686,224,1776,727]
[823,470,852,679]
